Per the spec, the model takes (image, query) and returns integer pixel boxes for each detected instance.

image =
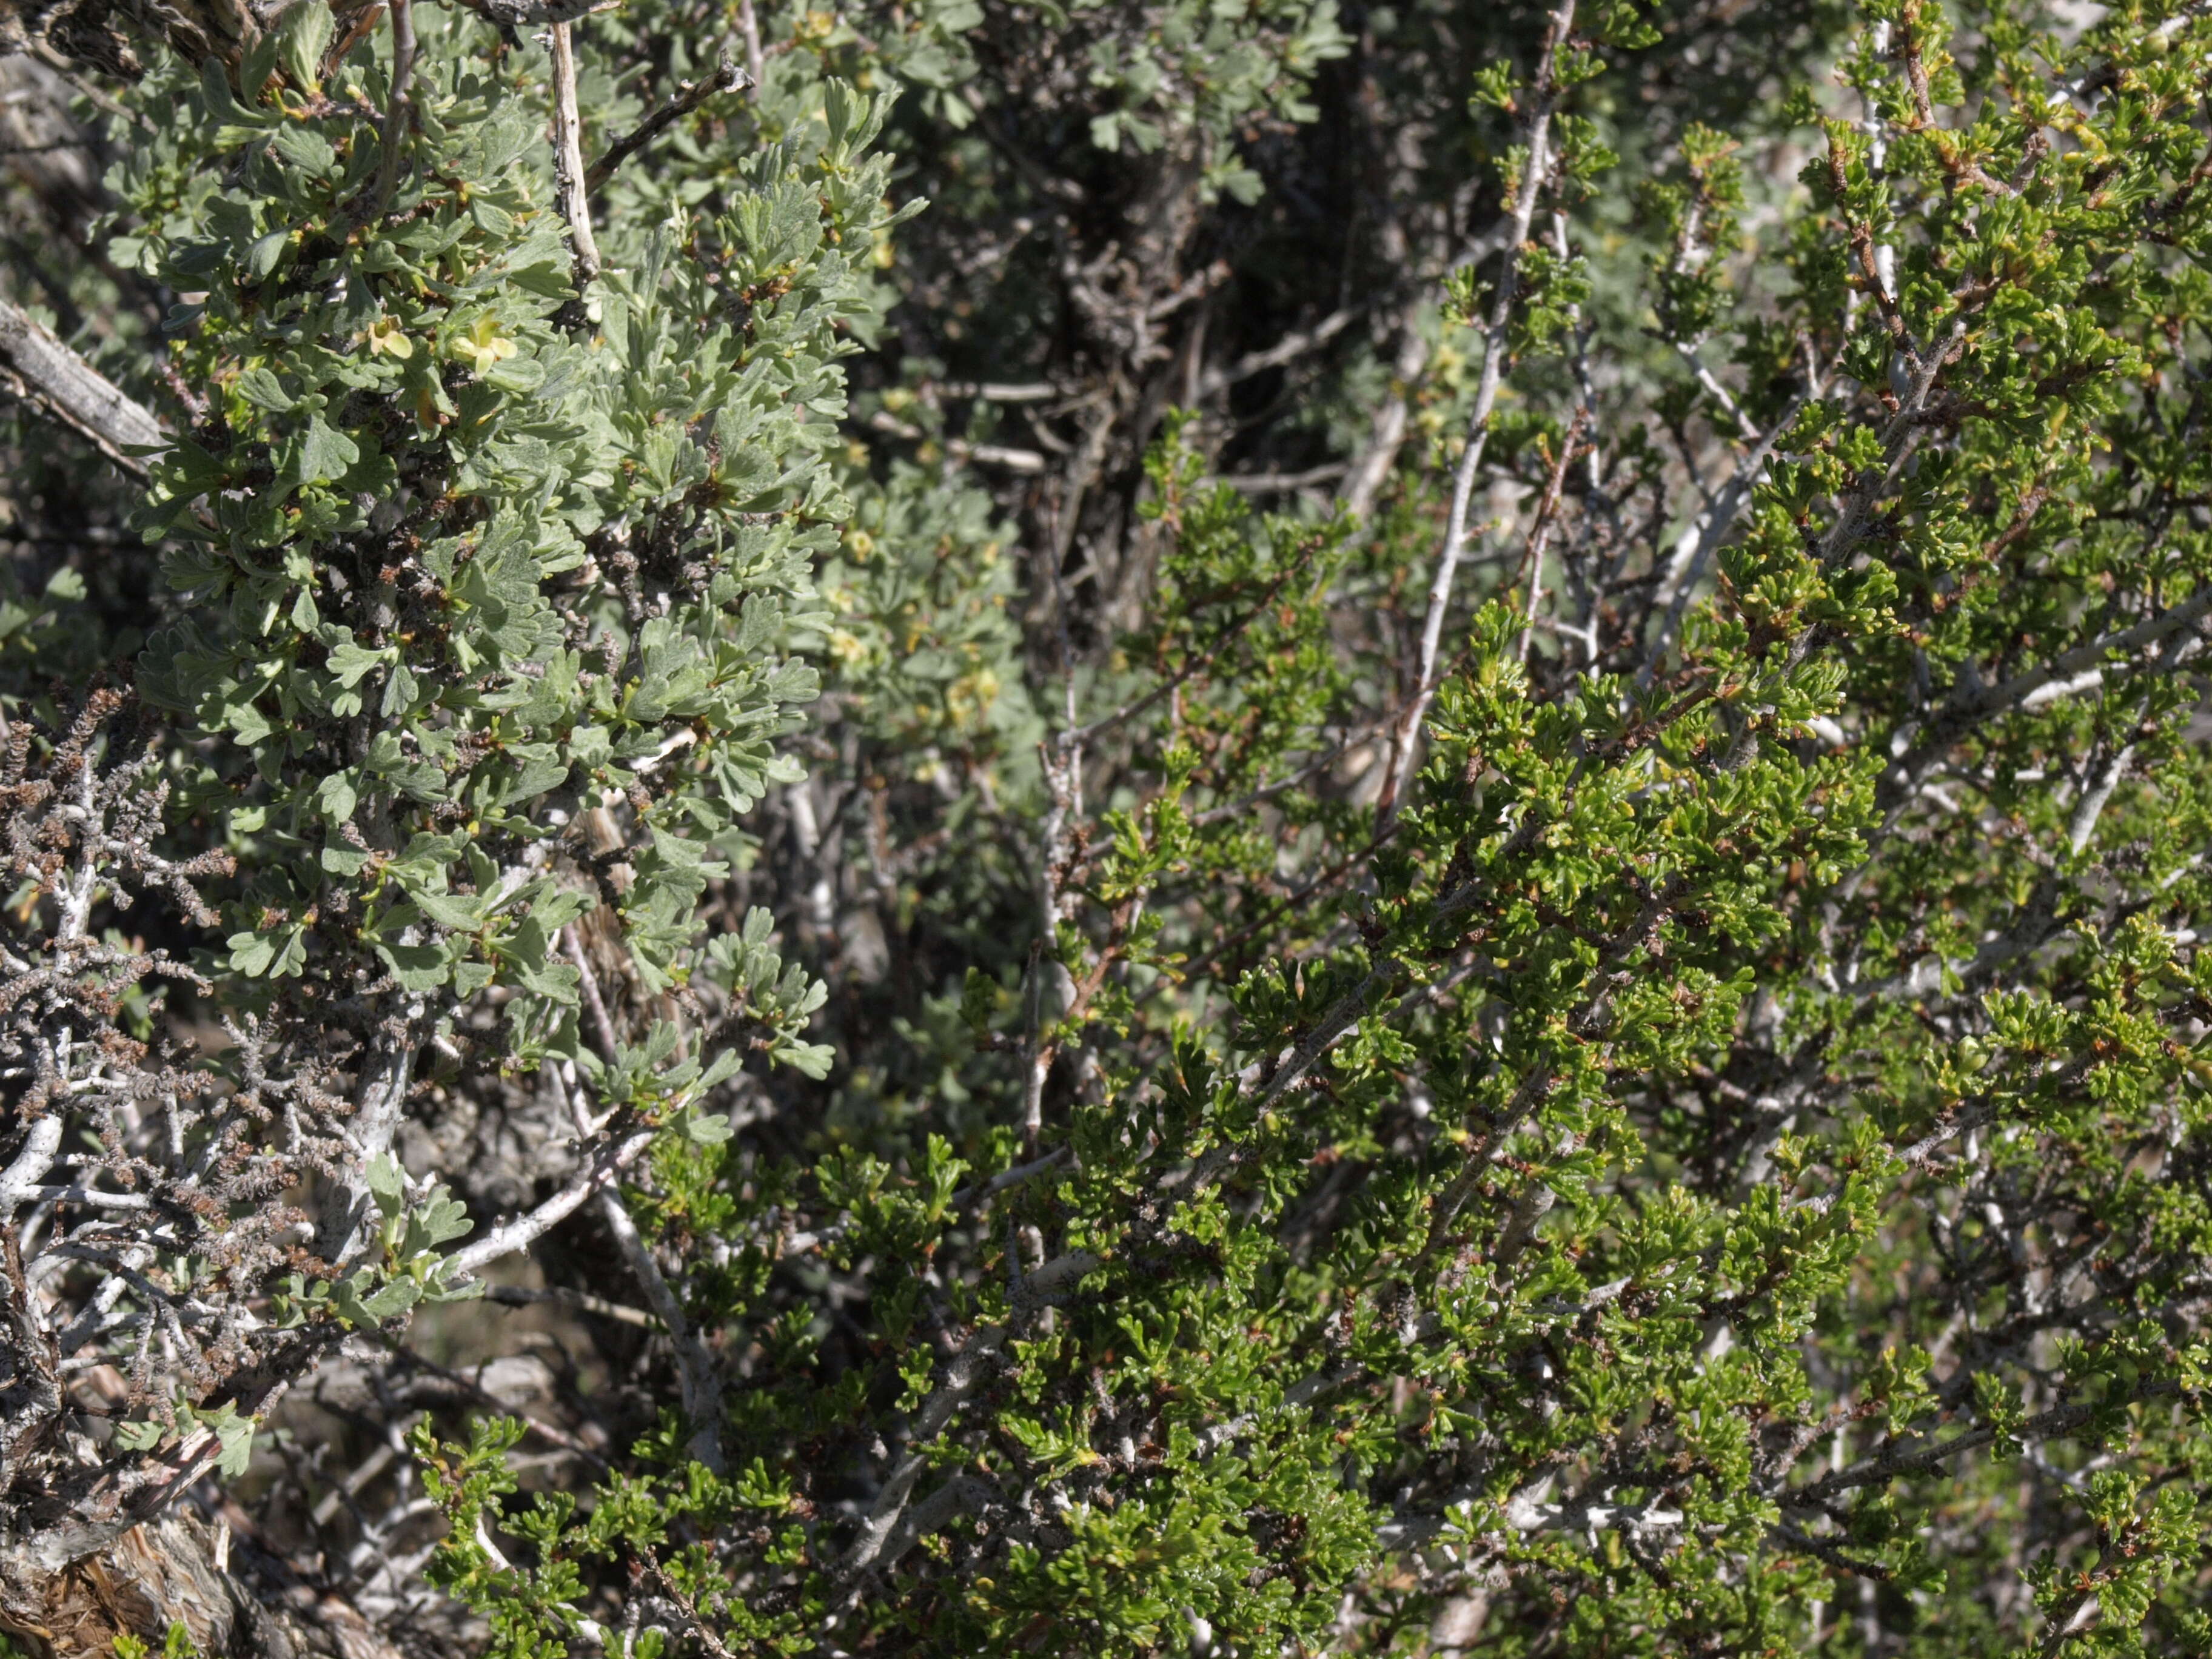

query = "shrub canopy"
[5,1,2212,1657]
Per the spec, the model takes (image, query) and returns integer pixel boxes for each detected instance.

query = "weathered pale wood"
[0,299,165,475]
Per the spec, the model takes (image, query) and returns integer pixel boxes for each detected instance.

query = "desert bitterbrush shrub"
[4,1,2212,1658]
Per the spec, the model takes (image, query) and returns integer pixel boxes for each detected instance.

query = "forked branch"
[0,300,166,475]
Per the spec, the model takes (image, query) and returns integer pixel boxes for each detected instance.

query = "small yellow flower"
[450,313,518,374]
[365,315,413,360]
[946,668,1000,731]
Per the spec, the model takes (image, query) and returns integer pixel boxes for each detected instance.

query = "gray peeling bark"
[1,1510,404,1659]
[0,298,166,475]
